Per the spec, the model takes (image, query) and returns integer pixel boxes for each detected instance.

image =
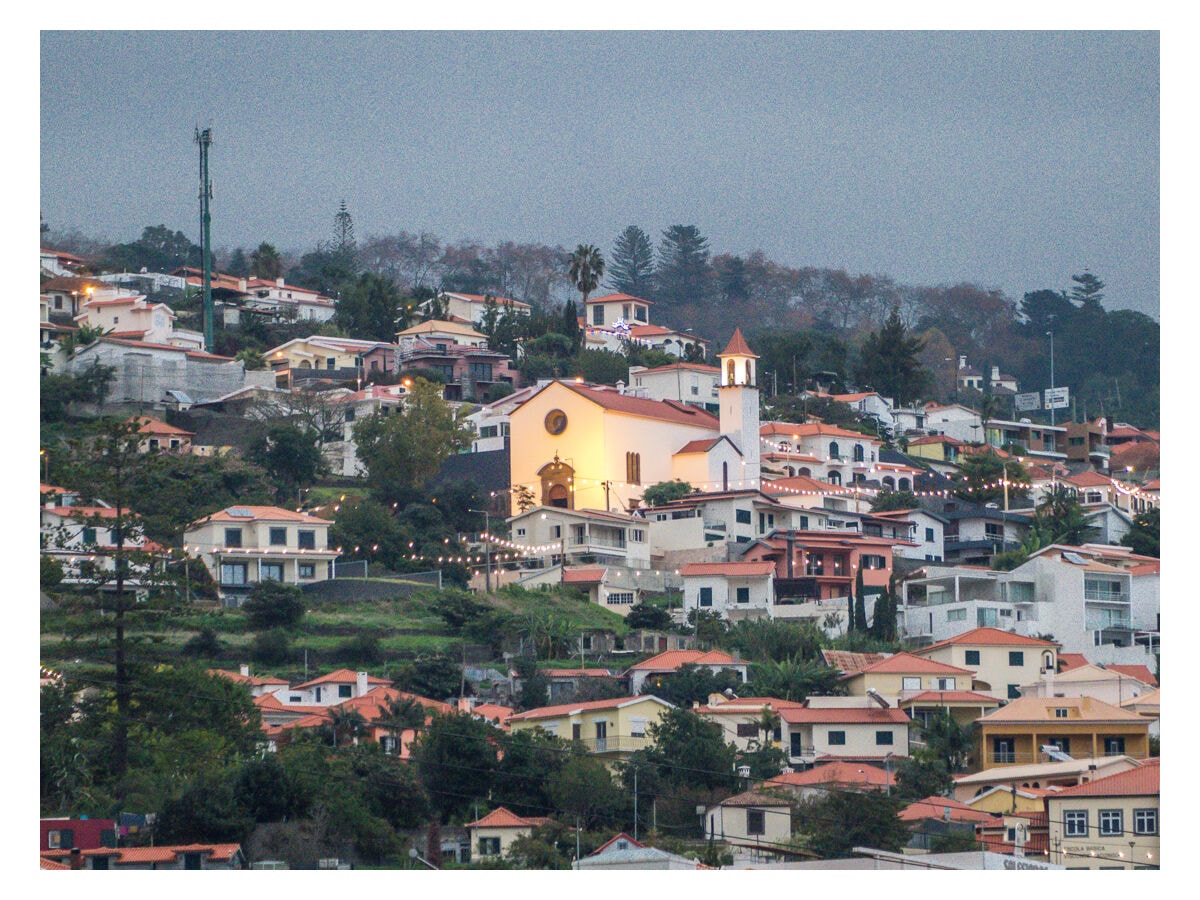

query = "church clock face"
[544,409,568,435]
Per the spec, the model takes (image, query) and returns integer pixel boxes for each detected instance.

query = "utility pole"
[195,127,214,353]
[633,766,639,841]
[469,508,491,592]
[1046,329,1056,427]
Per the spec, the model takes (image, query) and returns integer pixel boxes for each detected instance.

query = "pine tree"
[607,225,655,296]
[855,305,930,406]
[853,568,869,632]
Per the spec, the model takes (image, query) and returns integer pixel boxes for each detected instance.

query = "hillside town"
[39,228,1160,875]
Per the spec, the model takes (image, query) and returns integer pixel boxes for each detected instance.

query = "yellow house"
[1046,758,1159,869]
[839,651,977,706]
[506,695,674,766]
[974,695,1151,770]
[915,627,1059,700]
[962,784,1054,815]
[465,807,555,861]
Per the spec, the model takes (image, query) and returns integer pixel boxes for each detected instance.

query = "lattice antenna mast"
[195,126,214,351]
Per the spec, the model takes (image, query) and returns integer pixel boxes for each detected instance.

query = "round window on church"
[544,409,568,435]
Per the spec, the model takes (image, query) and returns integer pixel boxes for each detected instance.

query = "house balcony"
[572,734,651,756]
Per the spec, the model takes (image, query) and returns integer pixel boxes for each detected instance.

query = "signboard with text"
[1014,392,1041,412]
[1044,387,1070,410]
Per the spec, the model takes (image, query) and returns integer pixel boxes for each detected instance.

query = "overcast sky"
[40,30,1159,316]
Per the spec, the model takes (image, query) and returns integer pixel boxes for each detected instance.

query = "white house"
[184,505,339,605]
[506,505,652,570]
[779,697,910,767]
[627,361,720,408]
[680,561,776,621]
[703,791,792,854]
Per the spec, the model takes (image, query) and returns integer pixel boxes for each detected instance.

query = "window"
[479,424,498,438]
[737,723,759,738]
[985,523,1005,539]
[1007,684,1021,699]
[827,730,846,745]
[1054,707,1069,718]
[1064,810,1088,837]
[606,592,635,605]
[592,305,604,325]
[478,837,501,856]
[736,509,752,525]
[1008,651,1025,667]
[902,677,921,691]
[261,562,283,581]
[220,562,247,586]
[699,587,713,607]
[148,438,160,451]
[1134,808,1158,835]
[977,607,999,627]
[1099,809,1123,836]
[626,451,642,485]
[947,608,967,622]
[993,738,1015,764]
[92,856,109,869]
[746,809,766,836]
[736,587,750,604]
[1047,737,1070,754]
[1104,737,1126,755]
[299,563,315,579]
[853,444,865,462]
[269,527,287,545]
[47,828,73,849]
[224,527,242,548]
[338,684,352,698]
[829,441,840,459]
[631,529,645,542]
[635,305,647,322]
[934,677,956,690]
[326,357,337,369]
[875,730,894,746]
[964,650,980,666]
[807,555,824,576]
[469,362,493,382]
[297,530,316,550]
[924,526,935,542]
[630,718,648,738]
[81,526,97,545]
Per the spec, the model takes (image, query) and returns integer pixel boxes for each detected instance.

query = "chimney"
[991,365,1000,381]
[276,276,285,287]
[69,847,84,870]
[958,355,967,369]
[240,664,250,677]
[357,671,368,697]
[616,380,626,395]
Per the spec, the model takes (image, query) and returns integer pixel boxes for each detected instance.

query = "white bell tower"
[718,327,760,489]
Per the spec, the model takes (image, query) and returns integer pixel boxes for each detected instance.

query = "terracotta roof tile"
[626,649,740,671]
[899,796,995,824]
[507,694,670,721]
[1050,758,1159,798]
[763,760,894,790]
[848,651,975,677]
[291,668,391,691]
[917,627,1059,654]
[188,505,333,526]
[978,695,1148,724]
[679,562,776,577]
[779,706,910,725]
[465,807,555,829]
[558,382,720,429]
[719,327,758,358]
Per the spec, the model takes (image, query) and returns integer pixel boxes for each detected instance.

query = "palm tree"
[755,706,781,747]
[326,706,367,749]
[250,242,284,280]
[567,244,605,304]
[379,694,428,755]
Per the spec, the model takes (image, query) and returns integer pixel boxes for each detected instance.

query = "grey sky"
[40,30,1159,316]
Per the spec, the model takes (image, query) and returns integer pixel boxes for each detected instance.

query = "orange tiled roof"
[40,856,71,869]
[558,382,720,429]
[917,627,1059,654]
[763,760,894,790]
[679,562,776,577]
[189,505,333,526]
[626,649,741,672]
[719,327,758,358]
[562,567,607,584]
[465,806,555,829]
[1057,652,1091,672]
[675,437,728,454]
[507,694,669,721]
[695,696,807,714]
[1105,664,1157,686]
[208,668,289,687]
[978,695,1148,724]
[847,651,975,677]
[1051,758,1159,798]
[715,789,791,808]
[779,706,909,725]
[636,361,719,375]
[760,475,854,495]
[292,668,392,691]
[584,292,654,306]
[129,415,194,436]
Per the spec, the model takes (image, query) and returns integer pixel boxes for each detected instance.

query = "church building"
[506,329,763,515]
